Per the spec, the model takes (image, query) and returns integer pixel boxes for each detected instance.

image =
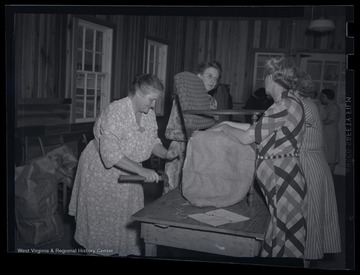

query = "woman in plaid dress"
[210,57,307,258]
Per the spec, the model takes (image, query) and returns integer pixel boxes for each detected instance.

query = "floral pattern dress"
[248,91,307,258]
[68,97,161,256]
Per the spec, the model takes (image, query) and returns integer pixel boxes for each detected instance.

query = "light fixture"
[308,6,335,32]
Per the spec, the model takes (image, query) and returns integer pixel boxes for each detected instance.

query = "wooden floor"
[12,175,352,270]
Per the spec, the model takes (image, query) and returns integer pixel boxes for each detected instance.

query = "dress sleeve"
[98,105,128,168]
[247,100,288,144]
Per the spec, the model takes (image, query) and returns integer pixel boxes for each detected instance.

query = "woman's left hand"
[165,149,179,161]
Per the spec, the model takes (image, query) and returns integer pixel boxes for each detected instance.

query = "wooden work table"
[131,187,270,258]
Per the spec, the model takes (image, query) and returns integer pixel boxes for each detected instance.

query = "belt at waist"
[257,151,299,160]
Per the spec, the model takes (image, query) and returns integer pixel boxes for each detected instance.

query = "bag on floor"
[182,130,255,208]
[46,145,78,188]
[15,155,64,246]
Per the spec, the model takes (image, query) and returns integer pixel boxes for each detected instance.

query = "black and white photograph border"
[5,4,356,271]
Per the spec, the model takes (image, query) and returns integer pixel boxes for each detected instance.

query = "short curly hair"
[263,57,298,90]
[129,74,164,96]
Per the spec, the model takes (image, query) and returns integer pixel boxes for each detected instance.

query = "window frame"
[252,52,285,91]
[68,16,114,123]
[143,37,168,116]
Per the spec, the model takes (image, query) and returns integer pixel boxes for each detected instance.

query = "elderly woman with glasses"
[210,57,307,259]
[194,60,222,109]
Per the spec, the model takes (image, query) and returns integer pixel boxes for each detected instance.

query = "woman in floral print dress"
[210,57,307,258]
[68,74,178,256]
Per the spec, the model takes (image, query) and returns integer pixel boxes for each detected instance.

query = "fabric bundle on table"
[182,130,255,208]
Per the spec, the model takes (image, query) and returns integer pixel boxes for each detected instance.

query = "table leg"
[144,243,157,257]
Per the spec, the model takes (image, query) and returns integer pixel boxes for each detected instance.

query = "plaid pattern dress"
[248,91,307,258]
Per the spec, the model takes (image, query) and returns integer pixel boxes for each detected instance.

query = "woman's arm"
[114,156,161,183]
[152,143,179,161]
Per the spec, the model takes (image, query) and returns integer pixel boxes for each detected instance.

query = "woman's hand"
[139,168,161,183]
[165,149,179,161]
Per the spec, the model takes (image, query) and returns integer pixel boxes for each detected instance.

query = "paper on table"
[188,209,249,227]
[206,209,250,223]
[188,213,230,227]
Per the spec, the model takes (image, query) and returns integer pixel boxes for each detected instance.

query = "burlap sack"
[182,130,255,208]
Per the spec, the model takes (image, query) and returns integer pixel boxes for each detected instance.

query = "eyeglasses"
[203,73,219,82]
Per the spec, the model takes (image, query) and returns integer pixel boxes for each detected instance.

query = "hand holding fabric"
[165,149,180,161]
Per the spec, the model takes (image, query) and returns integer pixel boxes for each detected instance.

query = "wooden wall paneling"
[266,20,281,49]
[259,19,267,49]
[34,15,41,98]
[206,21,212,61]
[244,20,255,104]
[127,16,134,83]
[134,16,144,75]
[333,17,346,50]
[206,21,212,62]
[110,15,124,100]
[237,20,249,104]
[14,14,23,103]
[198,21,207,63]
[17,99,71,128]
[299,20,311,50]
[320,31,330,50]
[228,21,238,102]
[216,20,229,84]
[279,19,290,49]
[53,15,62,98]
[69,16,79,123]
[291,19,302,51]
[305,22,316,50]
[326,24,336,50]
[45,14,55,98]
[120,16,132,98]
[224,21,232,86]
[65,15,73,99]
[183,17,196,72]
[211,20,218,61]
[192,19,201,71]
[253,20,261,49]
[215,20,224,71]
[58,14,68,99]
[22,14,36,98]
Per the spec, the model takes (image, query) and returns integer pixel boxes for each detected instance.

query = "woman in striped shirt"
[294,71,341,268]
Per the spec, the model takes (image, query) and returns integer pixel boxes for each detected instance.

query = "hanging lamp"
[308,6,335,32]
